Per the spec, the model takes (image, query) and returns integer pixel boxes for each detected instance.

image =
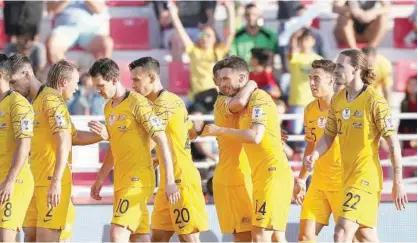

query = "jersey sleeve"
[133,98,165,138]
[44,95,71,134]
[249,93,268,127]
[370,95,395,137]
[10,95,34,139]
[325,95,338,137]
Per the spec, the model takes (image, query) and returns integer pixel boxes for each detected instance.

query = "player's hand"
[0,180,14,206]
[91,180,104,201]
[200,124,221,137]
[165,183,180,205]
[167,1,178,16]
[281,130,289,142]
[88,121,109,140]
[304,151,319,172]
[294,180,306,206]
[48,181,61,208]
[392,181,408,210]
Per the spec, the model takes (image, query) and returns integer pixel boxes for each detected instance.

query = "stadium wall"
[61,204,417,242]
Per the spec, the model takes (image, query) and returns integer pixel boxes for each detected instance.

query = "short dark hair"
[219,56,249,74]
[213,60,223,77]
[245,3,257,10]
[89,58,120,82]
[46,60,78,89]
[311,59,336,74]
[299,28,314,40]
[8,54,33,74]
[129,57,160,75]
[362,47,377,56]
[251,48,273,67]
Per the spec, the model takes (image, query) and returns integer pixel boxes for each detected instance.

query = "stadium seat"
[393,18,417,49]
[394,60,417,92]
[105,0,147,6]
[110,18,151,50]
[338,42,368,49]
[0,19,7,49]
[312,18,320,29]
[115,60,133,89]
[168,62,190,95]
[391,0,415,4]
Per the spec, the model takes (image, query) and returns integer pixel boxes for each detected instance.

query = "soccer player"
[0,55,34,242]
[88,58,180,242]
[201,57,293,242]
[124,57,208,242]
[305,49,408,242]
[8,54,108,242]
[211,58,256,242]
[294,60,342,242]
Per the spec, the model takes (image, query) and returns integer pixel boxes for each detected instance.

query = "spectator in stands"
[46,0,113,64]
[68,72,106,115]
[398,75,417,153]
[3,1,43,43]
[249,48,281,98]
[288,28,322,154]
[169,1,235,112]
[362,47,393,104]
[3,24,46,79]
[333,0,390,48]
[153,1,217,61]
[229,3,278,64]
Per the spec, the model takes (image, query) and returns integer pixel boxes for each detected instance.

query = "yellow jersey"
[370,55,393,95]
[213,95,251,186]
[31,86,74,187]
[105,91,164,191]
[152,90,201,187]
[238,89,292,186]
[289,52,323,106]
[325,86,394,192]
[0,91,33,182]
[304,99,342,190]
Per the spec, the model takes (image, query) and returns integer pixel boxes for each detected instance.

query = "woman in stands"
[168,1,235,112]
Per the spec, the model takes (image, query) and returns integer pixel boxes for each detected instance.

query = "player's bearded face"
[10,72,30,98]
[334,54,354,85]
[218,68,242,96]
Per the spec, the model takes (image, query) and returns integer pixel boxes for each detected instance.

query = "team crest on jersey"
[353,122,362,129]
[55,114,66,127]
[342,108,351,120]
[108,114,116,125]
[385,116,394,129]
[0,122,6,129]
[21,118,33,132]
[0,111,5,118]
[354,110,363,117]
[317,116,327,128]
[252,107,264,119]
[118,115,126,121]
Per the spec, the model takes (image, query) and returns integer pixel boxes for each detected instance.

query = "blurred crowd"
[2,0,417,161]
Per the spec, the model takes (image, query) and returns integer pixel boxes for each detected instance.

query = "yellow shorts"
[0,176,34,231]
[23,183,75,234]
[111,186,154,234]
[300,182,343,225]
[339,187,381,228]
[213,183,253,234]
[152,184,208,235]
[252,171,293,231]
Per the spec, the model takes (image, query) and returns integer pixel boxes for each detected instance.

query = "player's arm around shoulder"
[227,80,258,113]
